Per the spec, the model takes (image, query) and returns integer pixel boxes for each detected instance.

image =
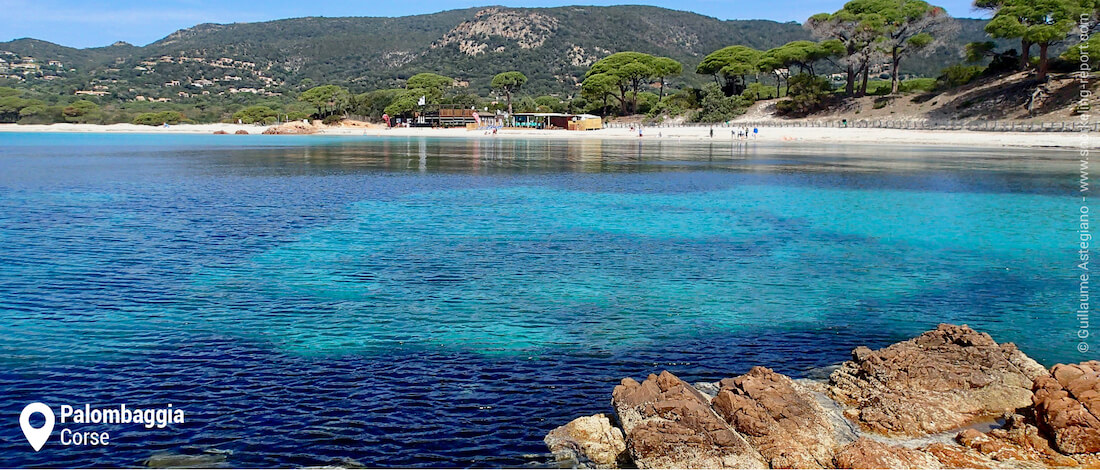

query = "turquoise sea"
[0,132,1087,467]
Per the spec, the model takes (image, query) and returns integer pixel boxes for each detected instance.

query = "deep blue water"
[0,132,1088,467]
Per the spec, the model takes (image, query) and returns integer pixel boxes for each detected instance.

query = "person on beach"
[710,127,714,138]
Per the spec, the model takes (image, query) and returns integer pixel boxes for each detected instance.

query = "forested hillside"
[1,5,990,98]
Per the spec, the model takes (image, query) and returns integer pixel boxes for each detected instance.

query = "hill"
[0,5,993,100]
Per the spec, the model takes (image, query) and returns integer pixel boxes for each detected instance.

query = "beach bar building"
[410,104,502,128]
[511,113,602,130]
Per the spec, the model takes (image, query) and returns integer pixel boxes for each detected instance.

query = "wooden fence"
[604,119,1099,133]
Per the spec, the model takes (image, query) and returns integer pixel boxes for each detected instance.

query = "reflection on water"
[0,133,1084,468]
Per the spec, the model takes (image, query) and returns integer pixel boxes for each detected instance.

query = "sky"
[0,0,986,49]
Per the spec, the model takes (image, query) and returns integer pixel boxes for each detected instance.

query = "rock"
[828,324,1047,437]
[1033,362,1100,454]
[234,129,249,135]
[611,370,765,468]
[711,367,840,468]
[693,381,720,399]
[955,413,1079,467]
[144,452,228,468]
[262,121,317,135]
[544,414,629,468]
[212,130,228,135]
[833,438,943,469]
[920,443,999,469]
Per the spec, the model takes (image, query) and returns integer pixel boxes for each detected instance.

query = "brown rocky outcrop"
[212,130,228,134]
[1033,362,1100,455]
[262,121,317,135]
[955,413,1080,467]
[234,129,249,135]
[547,324,1099,469]
[833,438,943,469]
[828,324,1047,437]
[544,414,628,468]
[711,367,840,468]
[921,442,1000,469]
[611,370,765,468]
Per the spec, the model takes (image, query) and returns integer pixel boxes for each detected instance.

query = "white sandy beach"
[1,122,1095,149]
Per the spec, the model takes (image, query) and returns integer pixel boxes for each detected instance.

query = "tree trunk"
[659,79,666,100]
[1038,43,1050,81]
[858,63,870,97]
[619,85,629,115]
[632,78,644,114]
[846,64,856,97]
[890,48,902,95]
[1020,40,1032,70]
[506,91,513,117]
[774,72,781,97]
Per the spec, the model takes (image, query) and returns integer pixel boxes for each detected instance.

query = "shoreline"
[1,122,1096,149]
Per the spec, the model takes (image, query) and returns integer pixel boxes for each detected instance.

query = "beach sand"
[1,122,1095,149]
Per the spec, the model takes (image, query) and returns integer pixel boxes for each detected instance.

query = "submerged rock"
[828,323,1047,437]
[611,370,765,468]
[1033,362,1100,454]
[711,367,841,468]
[544,414,629,468]
[144,452,228,468]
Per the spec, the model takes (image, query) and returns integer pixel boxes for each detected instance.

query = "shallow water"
[0,133,1087,467]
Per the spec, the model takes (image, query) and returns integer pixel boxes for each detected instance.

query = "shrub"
[692,84,751,122]
[17,104,63,124]
[132,111,184,126]
[936,65,984,90]
[775,74,832,116]
[61,100,102,123]
[232,105,278,124]
[285,112,310,122]
[534,95,567,113]
[741,82,776,101]
[634,92,660,114]
[321,114,343,125]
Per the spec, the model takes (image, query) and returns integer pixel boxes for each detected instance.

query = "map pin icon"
[20,403,54,451]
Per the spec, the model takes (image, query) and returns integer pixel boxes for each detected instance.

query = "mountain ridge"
[0,6,994,97]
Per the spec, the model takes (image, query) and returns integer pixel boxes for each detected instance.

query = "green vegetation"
[776,74,834,116]
[0,3,1089,125]
[233,105,279,124]
[936,64,986,88]
[491,71,527,115]
[696,46,762,96]
[582,52,682,114]
[983,0,1083,79]
[694,84,751,122]
[298,85,351,118]
[132,111,185,126]
[1062,36,1100,68]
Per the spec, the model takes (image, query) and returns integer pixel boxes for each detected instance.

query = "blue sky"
[1,0,986,49]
